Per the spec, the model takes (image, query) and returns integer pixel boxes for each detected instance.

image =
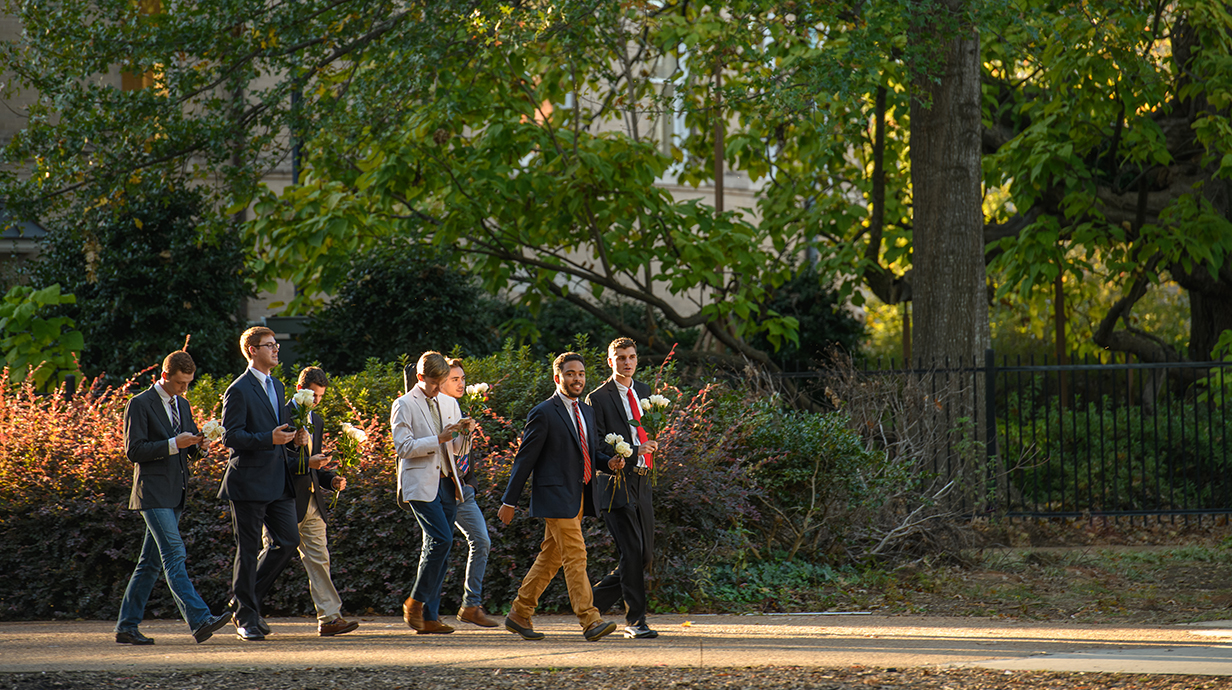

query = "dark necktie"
[169,397,182,435]
[626,387,651,469]
[573,401,592,483]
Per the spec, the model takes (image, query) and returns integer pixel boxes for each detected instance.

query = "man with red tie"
[497,352,620,642]
[585,337,660,639]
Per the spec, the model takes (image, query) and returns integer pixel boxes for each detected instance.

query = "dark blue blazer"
[123,385,201,510]
[502,394,610,519]
[218,369,293,502]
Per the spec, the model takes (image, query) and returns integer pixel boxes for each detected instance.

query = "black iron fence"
[785,350,1232,519]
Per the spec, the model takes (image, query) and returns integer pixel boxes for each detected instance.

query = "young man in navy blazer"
[497,352,620,642]
[115,350,229,645]
[218,326,301,641]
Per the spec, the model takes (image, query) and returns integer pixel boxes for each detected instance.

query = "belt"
[632,466,650,476]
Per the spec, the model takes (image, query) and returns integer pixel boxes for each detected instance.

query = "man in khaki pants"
[497,352,621,642]
[273,366,359,637]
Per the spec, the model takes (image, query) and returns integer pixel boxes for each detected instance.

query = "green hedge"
[0,342,910,621]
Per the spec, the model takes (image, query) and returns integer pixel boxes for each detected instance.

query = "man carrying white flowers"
[268,366,359,637]
[585,337,661,639]
[115,349,229,646]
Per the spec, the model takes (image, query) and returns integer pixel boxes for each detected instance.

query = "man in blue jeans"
[440,358,499,627]
[390,351,475,633]
[115,350,229,645]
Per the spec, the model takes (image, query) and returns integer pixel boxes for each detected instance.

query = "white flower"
[201,419,224,442]
[604,432,623,446]
[342,422,368,443]
[649,394,671,408]
[614,441,633,458]
[465,382,491,396]
[292,388,316,407]
[639,398,651,412]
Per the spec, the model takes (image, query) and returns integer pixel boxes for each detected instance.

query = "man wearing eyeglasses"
[218,326,302,641]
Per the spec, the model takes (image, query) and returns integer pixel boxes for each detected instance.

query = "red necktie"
[626,388,652,469]
[573,401,592,483]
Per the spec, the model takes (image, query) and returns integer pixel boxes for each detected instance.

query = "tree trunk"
[908,0,992,510]
[909,0,990,367]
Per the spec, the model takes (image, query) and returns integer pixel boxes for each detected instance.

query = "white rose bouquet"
[330,422,369,509]
[201,419,225,443]
[602,432,634,508]
[458,382,491,420]
[290,387,317,474]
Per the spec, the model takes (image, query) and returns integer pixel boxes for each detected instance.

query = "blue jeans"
[116,508,213,633]
[409,477,458,621]
[452,484,491,608]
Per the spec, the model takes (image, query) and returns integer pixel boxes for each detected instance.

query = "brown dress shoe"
[402,597,425,631]
[417,619,455,634]
[318,618,359,637]
[457,606,499,627]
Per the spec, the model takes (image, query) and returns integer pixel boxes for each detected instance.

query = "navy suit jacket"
[218,369,294,503]
[123,385,201,510]
[284,405,336,523]
[502,394,610,519]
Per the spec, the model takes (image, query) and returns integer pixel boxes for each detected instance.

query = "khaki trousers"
[263,499,343,623]
[510,505,601,630]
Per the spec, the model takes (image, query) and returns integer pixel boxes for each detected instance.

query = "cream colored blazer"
[390,384,466,503]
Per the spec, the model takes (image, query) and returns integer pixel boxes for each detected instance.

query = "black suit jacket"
[218,369,294,502]
[502,394,610,519]
[123,385,201,510]
[586,378,653,512]
[586,377,656,561]
[284,405,337,523]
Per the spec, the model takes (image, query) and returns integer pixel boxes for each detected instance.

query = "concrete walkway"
[3,614,1232,676]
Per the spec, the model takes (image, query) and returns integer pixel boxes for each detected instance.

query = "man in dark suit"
[497,352,620,642]
[586,337,660,639]
[269,366,359,637]
[218,326,301,641]
[115,350,229,645]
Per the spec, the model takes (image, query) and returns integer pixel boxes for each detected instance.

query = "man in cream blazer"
[390,351,474,634]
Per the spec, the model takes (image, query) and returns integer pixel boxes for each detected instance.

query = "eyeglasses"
[256,342,280,351]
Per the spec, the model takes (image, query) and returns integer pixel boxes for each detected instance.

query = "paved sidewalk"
[3,614,1232,676]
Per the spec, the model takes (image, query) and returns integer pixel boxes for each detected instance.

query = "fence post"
[63,374,76,399]
[984,348,999,511]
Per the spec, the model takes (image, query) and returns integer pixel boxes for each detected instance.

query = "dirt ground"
[3,666,1229,690]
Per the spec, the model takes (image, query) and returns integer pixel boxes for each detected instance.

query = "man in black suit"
[115,350,229,645]
[497,352,620,642]
[586,337,660,639]
[219,326,301,641]
[266,366,360,637]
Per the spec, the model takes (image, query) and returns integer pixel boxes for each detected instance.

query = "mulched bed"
[2,667,1226,689]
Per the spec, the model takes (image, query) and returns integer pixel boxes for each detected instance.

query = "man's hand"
[308,454,330,470]
[272,423,296,445]
[175,432,204,449]
[497,504,515,525]
[640,439,659,455]
[293,427,310,447]
[332,476,346,491]
[608,456,625,472]
[438,422,462,444]
[460,418,479,434]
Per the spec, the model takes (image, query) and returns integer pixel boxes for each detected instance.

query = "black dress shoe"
[115,630,154,645]
[232,614,271,636]
[235,625,265,641]
[192,613,230,644]
[623,622,659,639]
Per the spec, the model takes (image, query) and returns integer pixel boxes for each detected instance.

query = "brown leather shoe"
[402,597,425,631]
[416,619,455,634]
[318,618,359,637]
[457,606,499,627]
